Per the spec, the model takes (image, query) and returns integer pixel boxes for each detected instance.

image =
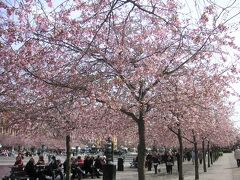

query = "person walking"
[175,151,180,172]
[234,146,240,167]
[152,153,160,174]
[191,150,195,165]
[165,152,174,174]
[198,150,203,164]
[146,152,153,171]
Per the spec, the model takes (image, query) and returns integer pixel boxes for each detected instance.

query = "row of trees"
[1,0,240,180]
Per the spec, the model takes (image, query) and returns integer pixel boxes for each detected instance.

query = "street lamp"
[105,137,113,164]
[103,137,116,180]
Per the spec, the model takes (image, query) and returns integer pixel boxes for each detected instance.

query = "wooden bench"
[4,167,29,180]
[35,164,64,180]
[70,166,102,179]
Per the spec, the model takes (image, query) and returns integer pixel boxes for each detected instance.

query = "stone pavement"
[1,153,240,179]
[116,152,240,180]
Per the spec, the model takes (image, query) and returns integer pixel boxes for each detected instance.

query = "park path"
[189,152,240,180]
[116,152,240,180]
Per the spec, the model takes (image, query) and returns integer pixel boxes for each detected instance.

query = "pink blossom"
[200,13,209,24]
[0,1,7,9]
[7,7,15,16]
[46,0,53,8]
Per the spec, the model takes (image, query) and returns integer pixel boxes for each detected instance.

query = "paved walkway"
[1,153,239,179]
[116,152,240,180]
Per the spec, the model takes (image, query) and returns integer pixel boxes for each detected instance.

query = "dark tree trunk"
[207,141,210,167]
[137,118,146,180]
[194,143,199,180]
[202,139,207,172]
[120,103,147,180]
[66,134,71,180]
[177,128,184,180]
[210,149,213,164]
[192,130,199,180]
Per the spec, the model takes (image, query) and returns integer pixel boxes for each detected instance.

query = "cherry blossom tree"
[1,0,240,180]
[153,55,239,180]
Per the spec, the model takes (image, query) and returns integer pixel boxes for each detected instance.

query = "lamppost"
[105,137,113,164]
[103,137,116,180]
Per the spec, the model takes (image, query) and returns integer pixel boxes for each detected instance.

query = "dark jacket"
[25,161,36,177]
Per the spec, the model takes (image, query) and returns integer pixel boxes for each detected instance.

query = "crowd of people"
[145,151,175,174]
[131,149,206,175]
[11,153,107,180]
[0,149,15,157]
[9,147,214,179]
[12,153,64,180]
[68,155,106,179]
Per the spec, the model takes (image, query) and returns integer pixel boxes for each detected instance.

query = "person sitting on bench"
[13,155,24,171]
[54,159,64,180]
[45,156,60,180]
[25,157,40,180]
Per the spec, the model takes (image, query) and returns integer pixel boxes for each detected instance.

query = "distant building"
[0,112,18,136]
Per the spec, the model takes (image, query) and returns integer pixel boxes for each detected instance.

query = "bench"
[37,165,63,180]
[70,166,102,179]
[3,167,29,180]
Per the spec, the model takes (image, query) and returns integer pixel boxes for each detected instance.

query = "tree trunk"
[192,130,199,180]
[202,139,207,172]
[210,149,213,164]
[194,143,199,180]
[177,128,184,180]
[207,141,210,167]
[137,118,146,180]
[66,134,71,180]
